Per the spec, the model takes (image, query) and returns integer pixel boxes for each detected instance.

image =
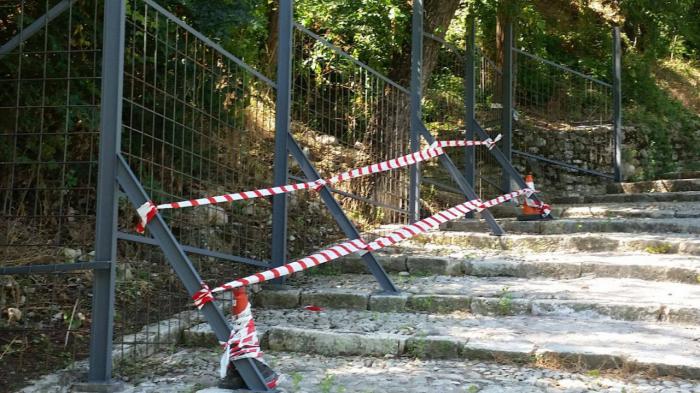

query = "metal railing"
[1,1,615,391]
[0,0,101,389]
[511,30,622,181]
[290,23,411,247]
[422,29,506,208]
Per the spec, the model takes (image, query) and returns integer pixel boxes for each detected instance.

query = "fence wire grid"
[1,1,621,390]
[0,0,102,390]
[513,48,615,176]
[288,23,413,258]
[422,29,506,209]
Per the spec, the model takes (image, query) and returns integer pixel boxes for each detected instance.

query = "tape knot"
[312,179,327,191]
[485,134,503,150]
[192,283,214,310]
[135,201,157,234]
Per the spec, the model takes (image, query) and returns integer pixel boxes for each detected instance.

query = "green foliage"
[497,286,513,315]
[295,0,411,74]
[291,372,304,392]
[644,243,673,254]
[464,0,700,177]
[164,0,272,68]
[319,373,337,393]
[466,385,480,393]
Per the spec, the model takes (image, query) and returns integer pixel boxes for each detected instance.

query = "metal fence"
[0,0,102,389]
[0,0,618,391]
[291,24,412,224]
[114,0,281,368]
[422,30,506,210]
[512,47,618,179]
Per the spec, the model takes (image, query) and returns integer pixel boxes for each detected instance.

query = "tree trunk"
[387,0,461,90]
[263,2,279,78]
[495,0,519,103]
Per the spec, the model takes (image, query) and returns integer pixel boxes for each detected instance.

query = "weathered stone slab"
[264,327,403,357]
[407,294,471,313]
[300,289,369,310]
[405,336,464,359]
[252,288,301,309]
[406,256,463,275]
[470,258,523,277]
[520,261,581,278]
[336,254,407,273]
[470,297,532,316]
[369,293,409,312]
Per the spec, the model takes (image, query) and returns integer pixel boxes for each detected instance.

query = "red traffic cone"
[517,174,553,221]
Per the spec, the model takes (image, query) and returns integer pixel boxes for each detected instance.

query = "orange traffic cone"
[521,174,541,215]
[218,287,279,389]
[517,174,553,221]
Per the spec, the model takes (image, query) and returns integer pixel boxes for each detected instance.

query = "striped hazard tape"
[190,188,534,308]
[134,136,502,233]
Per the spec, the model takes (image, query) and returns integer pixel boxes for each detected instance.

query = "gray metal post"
[464,17,476,218]
[409,0,423,222]
[87,0,125,383]
[272,0,293,276]
[500,22,514,193]
[116,158,272,392]
[287,134,399,293]
[612,27,623,182]
[417,122,505,236]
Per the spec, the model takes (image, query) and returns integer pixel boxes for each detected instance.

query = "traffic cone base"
[517,173,554,221]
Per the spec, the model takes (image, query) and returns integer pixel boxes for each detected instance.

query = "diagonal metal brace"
[0,0,77,58]
[417,122,505,236]
[286,133,399,294]
[116,155,275,392]
[472,119,549,207]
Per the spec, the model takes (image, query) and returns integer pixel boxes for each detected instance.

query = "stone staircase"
[185,175,700,380]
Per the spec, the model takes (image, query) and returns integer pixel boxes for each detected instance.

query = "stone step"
[550,190,700,204]
[251,275,700,324]
[328,250,700,284]
[606,178,700,194]
[441,218,700,235]
[407,231,700,256]
[183,310,700,379]
[487,201,700,219]
[202,351,700,393]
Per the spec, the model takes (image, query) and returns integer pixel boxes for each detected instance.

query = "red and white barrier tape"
[134,136,502,233]
[186,188,533,304]
[218,304,263,378]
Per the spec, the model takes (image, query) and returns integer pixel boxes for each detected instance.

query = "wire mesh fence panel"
[421,32,505,208]
[289,24,411,258]
[0,272,94,391]
[473,47,505,199]
[112,241,248,369]
[513,49,614,176]
[421,33,469,213]
[0,1,103,389]
[120,0,277,263]
[113,0,283,366]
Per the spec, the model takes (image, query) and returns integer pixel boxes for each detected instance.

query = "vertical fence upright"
[272,0,294,273]
[501,22,514,193]
[464,18,476,218]
[88,0,125,384]
[612,26,623,182]
[409,0,423,222]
